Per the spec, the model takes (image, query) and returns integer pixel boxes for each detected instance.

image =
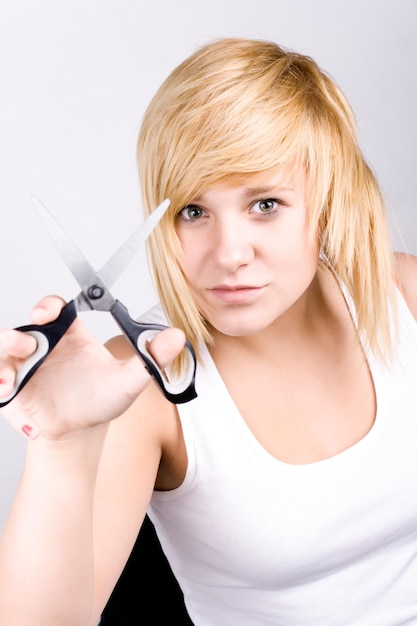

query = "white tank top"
[145,290,417,625]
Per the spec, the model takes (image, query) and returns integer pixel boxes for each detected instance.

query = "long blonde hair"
[137,37,396,365]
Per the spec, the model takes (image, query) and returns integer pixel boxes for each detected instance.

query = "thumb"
[146,327,186,368]
[116,328,185,397]
[118,327,187,398]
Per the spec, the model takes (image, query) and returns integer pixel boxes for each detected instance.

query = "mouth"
[208,285,265,304]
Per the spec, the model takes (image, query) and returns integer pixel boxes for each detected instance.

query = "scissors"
[0,197,197,407]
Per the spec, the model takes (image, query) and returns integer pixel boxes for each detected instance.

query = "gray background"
[0,0,416,529]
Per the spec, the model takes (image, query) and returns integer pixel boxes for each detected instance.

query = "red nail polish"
[21,425,34,438]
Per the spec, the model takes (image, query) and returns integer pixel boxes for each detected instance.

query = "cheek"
[267,219,316,258]
[296,243,320,289]
[175,235,204,283]
[273,228,319,285]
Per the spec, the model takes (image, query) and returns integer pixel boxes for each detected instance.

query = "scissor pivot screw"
[88,285,104,299]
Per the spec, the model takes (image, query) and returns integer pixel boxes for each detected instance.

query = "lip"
[209,284,265,304]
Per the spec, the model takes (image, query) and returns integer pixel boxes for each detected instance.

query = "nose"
[212,219,255,272]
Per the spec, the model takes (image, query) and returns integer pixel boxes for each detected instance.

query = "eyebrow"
[243,185,295,197]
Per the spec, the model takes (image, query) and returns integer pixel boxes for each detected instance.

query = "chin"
[208,312,276,337]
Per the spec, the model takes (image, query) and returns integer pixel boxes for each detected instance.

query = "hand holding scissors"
[0,197,197,408]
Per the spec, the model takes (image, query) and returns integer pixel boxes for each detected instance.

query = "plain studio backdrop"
[0,0,416,529]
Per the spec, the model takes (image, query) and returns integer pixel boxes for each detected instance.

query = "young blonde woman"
[1,38,416,625]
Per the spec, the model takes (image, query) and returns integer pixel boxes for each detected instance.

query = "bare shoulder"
[104,334,180,444]
[394,252,417,320]
[104,334,187,490]
[105,333,140,359]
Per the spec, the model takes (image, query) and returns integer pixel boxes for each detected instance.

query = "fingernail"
[21,424,38,439]
[21,425,33,437]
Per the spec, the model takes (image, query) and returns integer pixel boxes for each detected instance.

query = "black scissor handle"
[0,301,78,408]
[110,300,197,404]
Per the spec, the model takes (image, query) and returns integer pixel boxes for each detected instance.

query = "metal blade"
[97,198,170,287]
[32,196,170,294]
[32,195,101,294]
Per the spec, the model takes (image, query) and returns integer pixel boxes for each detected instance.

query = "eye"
[176,204,206,221]
[251,198,280,215]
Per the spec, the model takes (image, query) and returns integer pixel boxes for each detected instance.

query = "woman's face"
[175,167,320,337]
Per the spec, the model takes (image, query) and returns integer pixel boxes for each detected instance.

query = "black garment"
[100,515,193,625]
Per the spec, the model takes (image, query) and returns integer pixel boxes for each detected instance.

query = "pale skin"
[0,167,416,626]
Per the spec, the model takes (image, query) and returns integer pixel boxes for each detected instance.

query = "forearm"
[0,425,107,626]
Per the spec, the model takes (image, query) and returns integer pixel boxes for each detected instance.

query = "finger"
[30,295,67,325]
[0,407,40,440]
[0,328,38,358]
[0,361,40,440]
[0,360,18,397]
[146,328,186,369]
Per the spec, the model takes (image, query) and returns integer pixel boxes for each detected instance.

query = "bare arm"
[0,297,184,626]
[0,428,107,625]
[91,336,182,619]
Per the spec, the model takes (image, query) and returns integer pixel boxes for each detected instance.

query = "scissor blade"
[32,196,170,297]
[32,195,101,294]
[97,198,170,288]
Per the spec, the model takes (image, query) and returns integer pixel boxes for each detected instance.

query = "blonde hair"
[137,37,396,366]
